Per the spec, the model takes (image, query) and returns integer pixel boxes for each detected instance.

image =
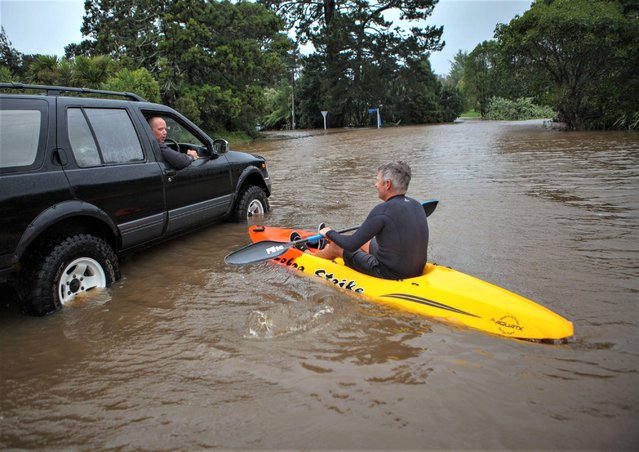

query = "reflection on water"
[1,120,638,449]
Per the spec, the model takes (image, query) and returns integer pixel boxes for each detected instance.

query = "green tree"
[0,65,13,82]
[72,0,290,133]
[0,27,22,77]
[102,67,161,102]
[161,0,290,131]
[66,0,164,69]
[264,0,444,127]
[441,49,466,88]
[294,54,325,128]
[462,41,500,117]
[72,55,116,87]
[496,0,639,129]
[439,86,464,122]
[27,55,63,85]
[441,50,469,112]
[25,55,115,87]
[261,84,293,130]
[386,57,442,124]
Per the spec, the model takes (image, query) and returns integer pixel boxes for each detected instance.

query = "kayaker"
[311,161,429,280]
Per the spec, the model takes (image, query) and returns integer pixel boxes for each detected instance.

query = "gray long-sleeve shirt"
[159,142,193,170]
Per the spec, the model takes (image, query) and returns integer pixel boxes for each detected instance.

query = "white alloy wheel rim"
[247,199,265,218]
[58,257,107,304]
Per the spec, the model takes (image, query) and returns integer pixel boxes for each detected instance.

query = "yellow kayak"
[247,226,574,342]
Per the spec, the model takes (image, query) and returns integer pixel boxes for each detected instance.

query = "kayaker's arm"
[324,213,384,251]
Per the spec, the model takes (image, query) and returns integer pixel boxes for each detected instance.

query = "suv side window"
[164,117,204,146]
[67,108,144,166]
[67,109,101,167]
[0,100,46,170]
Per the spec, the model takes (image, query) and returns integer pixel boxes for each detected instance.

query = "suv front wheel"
[20,234,120,315]
[232,186,270,223]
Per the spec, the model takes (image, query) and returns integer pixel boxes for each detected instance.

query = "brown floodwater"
[1,120,638,449]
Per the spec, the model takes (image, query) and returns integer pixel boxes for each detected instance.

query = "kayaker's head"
[376,161,411,201]
[148,116,168,143]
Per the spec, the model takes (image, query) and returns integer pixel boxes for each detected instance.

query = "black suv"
[0,84,271,316]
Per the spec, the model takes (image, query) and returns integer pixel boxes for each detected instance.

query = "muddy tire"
[19,234,120,316]
[232,186,270,223]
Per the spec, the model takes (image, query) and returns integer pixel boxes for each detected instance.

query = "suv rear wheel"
[233,185,270,223]
[20,234,120,315]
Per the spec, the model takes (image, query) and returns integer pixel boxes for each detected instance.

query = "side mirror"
[213,139,229,154]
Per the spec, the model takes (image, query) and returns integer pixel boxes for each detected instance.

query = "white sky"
[0,0,531,75]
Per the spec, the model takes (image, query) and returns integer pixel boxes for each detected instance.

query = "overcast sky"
[1,0,532,76]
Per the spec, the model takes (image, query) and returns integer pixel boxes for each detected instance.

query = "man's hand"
[319,227,332,236]
[187,149,199,160]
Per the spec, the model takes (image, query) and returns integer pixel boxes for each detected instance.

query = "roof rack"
[0,83,147,102]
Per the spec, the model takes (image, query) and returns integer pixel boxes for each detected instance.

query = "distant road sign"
[321,111,328,129]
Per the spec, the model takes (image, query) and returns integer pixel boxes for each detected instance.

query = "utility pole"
[291,90,295,130]
[291,50,296,130]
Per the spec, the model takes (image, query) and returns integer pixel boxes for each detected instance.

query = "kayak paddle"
[224,199,438,266]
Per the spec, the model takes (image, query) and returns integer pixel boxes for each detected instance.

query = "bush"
[612,112,639,130]
[485,97,555,120]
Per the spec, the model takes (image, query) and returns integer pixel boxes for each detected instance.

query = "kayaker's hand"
[319,227,332,237]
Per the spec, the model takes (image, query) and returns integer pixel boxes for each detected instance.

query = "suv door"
[146,114,233,234]
[59,100,166,249]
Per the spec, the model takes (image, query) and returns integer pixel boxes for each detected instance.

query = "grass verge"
[459,110,481,119]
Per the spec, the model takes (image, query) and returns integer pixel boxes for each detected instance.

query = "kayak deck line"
[247,226,575,343]
[381,293,482,318]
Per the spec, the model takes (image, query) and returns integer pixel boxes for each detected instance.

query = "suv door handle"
[164,168,177,182]
[53,148,68,166]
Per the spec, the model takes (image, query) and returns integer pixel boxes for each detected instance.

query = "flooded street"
[1,120,638,449]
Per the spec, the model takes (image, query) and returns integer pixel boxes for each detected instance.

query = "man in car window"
[148,116,199,169]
